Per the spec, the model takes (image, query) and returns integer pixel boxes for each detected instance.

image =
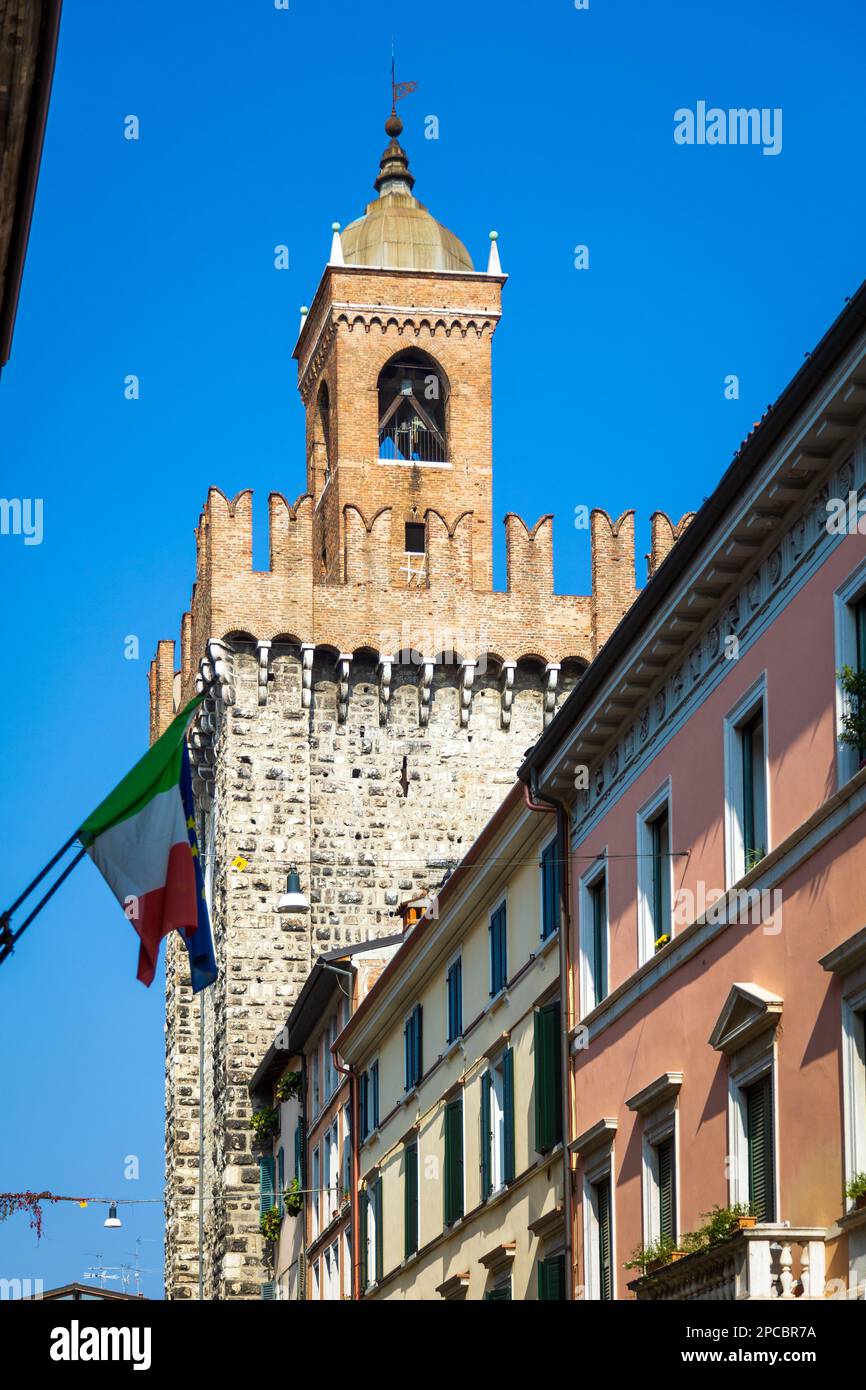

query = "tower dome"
[340,113,474,273]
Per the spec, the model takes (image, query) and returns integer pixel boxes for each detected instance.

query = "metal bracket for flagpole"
[0,843,87,967]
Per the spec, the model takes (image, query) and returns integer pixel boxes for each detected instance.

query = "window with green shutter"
[502,1047,515,1184]
[534,999,563,1153]
[444,1095,464,1225]
[404,1140,419,1258]
[480,1070,492,1201]
[746,1073,776,1221]
[589,876,607,1005]
[371,1059,380,1128]
[650,807,671,938]
[404,1007,423,1091]
[447,956,463,1042]
[374,1178,383,1282]
[657,1136,676,1242]
[260,1280,276,1300]
[541,839,561,940]
[259,1154,275,1219]
[293,1119,304,1184]
[741,711,767,871]
[359,1186,368,1290]
[359,1071,369,1141]
[489,902,507,995]
[485,1281,512,1300]
[596,1176,613,1301]
[277,1146,285,1217]
[538,1253,565,1300]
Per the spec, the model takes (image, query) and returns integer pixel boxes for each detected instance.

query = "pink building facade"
[521,280,866,1300]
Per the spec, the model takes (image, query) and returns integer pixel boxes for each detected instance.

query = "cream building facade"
[337,783,569,1300]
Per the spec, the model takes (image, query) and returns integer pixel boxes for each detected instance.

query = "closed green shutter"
[534,1001,563,1153]
[538,1253,565,1301]
[490,904,507,994]
[413,1005,423,1087]
[404,1017,411,1090]
[591,878,607,1003]
[293,1121,303,1183]
[374,1180,383,1282]
[657,1136,675,1241]
[371,1060,379,1128]
[480,1071,492,1200]
[485,1282,511,1300]
[597,1177,613,1301]
[444,1096,464,1224]
[260,1280,276,1300]
[746,1073,776,1221]
[502,1047,515,1184]
[359,1188,368,1289]
[404,1141,419,1258]
[541,841,560,940]
[447,959,463,1041]
[359,1071,369,1141]
[259,1155,275,1219]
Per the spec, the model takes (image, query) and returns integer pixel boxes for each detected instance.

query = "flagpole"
[0,845,87,965]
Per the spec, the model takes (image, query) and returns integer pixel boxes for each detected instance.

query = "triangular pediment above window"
[708,983,783,1055]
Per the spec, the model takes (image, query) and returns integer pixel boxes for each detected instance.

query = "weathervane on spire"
[390,45,418,115]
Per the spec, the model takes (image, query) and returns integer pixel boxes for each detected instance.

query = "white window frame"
[842,989,866,1206]
[727,1041,779,1218]
[578,854,608,1017]
[583,1145,616,1301]
[538,830,559,941]
[636,780,673,966]
[343,1225,353,1300]
[834,558,866,787]
[326,1117,339,1223]
[486,1053,507,1194]
[311,1145,321,1240]
[367,1179,379,1283]
[723,676,770,888]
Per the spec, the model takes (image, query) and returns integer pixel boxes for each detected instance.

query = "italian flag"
[78,697,217,992]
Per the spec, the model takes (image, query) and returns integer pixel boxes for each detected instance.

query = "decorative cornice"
[820,923,866,977]
[626,1071,683,1115]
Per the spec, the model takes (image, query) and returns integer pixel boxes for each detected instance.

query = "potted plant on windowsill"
[846,1173,866,1211]
[838,666,866,770]
[624,1235,684,1275]
[250,1106,279,1144]
[260,1206,283,1242]
[283,1178,303,1218]
[699,1203,757,1241]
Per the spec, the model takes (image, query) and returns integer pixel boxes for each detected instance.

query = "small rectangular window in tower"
[404,522,426,554]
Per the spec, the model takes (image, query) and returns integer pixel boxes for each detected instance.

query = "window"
[485,1279,512,1301]
[323,1240,340,1301]
[404,1139,419,1258]
[821,932,866,1210]
[637,784,673,962]
[311,1146,320,1240]
[540,837,561,941]
[404,521,426,554]
[594,1178,614,1301]
[446,955,463,1043]
[443,1095,464,1225]
[343,1225,353,1300]
[277,1146,285,1218]
[342,1102,352,1200]
[360,1177,383,1288]
[481,1048,515,1199]
[359,1059,380,1141]
[259,1154,275,1222]
[656,1136,676,1242]
[834,562,866,784]
[534,1000,563,1153]
[314,381,331,484]
[377,352,448,463]
[724,681,769,885]
[404,1005,423,1091]
[590,876,607,1007]
[325,1118,339,1223]
[293,1119,304,1184]
[537,1253,565,1301]
[745,1073,776,1221]
[489,900,508,996]
[312,1044,320,1115]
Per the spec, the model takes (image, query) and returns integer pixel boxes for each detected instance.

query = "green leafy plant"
[260,1205,282,1241]
[275,1071,302,1104]
[744,846,766,872]
[250,1106,279,1142]
[624,1235,679,1271]
[283,1178,303,1217]
[838,666,866,755]
[696,1203,756,1244]
[846,1172,866,1200]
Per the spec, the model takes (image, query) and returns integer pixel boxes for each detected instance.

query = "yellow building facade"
[337,784,569,1300]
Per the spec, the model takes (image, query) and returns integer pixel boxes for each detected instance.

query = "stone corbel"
[207,638,235,707]
[256,640,271,707]
[378,655,394,726]
[458,659,476,728]
[418,658,435,728]
[336,653,353,724]
[500,661,516,729]
[543,663,561,728]
[300,643,315,710]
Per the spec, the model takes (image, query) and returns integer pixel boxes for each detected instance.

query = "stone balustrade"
[630,1226,827,1301]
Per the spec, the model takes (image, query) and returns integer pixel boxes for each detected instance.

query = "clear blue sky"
[1,0,863,1298]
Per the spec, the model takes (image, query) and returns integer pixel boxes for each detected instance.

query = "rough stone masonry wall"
[163,645,575,1299]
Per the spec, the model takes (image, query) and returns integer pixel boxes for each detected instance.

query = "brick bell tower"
[153,107,681,1301]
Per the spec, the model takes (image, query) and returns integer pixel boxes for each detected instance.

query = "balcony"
[629,1226,827,1301]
